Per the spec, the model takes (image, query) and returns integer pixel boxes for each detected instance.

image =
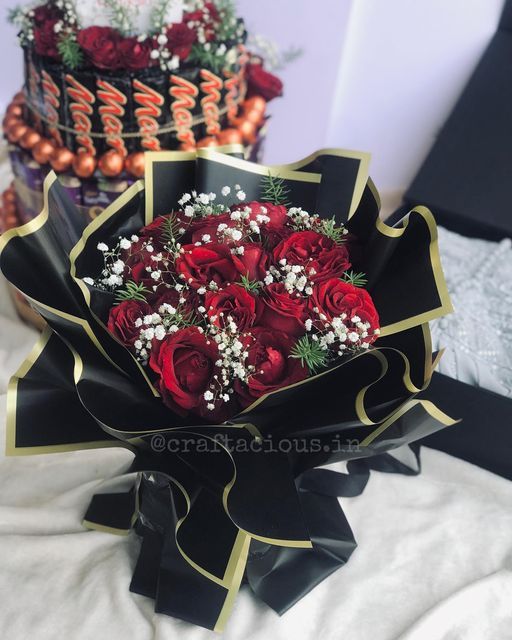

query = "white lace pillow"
[431,226,512,398]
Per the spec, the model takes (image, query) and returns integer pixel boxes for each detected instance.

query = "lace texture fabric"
[431,226,512,398]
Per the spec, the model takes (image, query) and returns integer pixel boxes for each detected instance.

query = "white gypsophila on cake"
[75,0,184,33]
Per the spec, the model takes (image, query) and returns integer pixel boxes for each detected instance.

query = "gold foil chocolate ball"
[243,108,265,126]
[7,123,28,143]
[243,96,266,115]
[19,128,42,150]
[72,152,97,178]
[32,138,55,165]
[196,136,219,148]
[236,119,257,144]
[6,103,23,119]
[179,142,196,152]
[2,115,21,132]
[216,128,243,145]
[12,92,25,105]
[49,147,74,173]
[125,152,145,178]
[98,150,125,177]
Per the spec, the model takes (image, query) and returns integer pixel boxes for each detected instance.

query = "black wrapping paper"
[1,148,455,631]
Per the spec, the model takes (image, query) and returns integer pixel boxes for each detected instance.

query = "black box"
[396,1,512,479]
[404,0,512,241]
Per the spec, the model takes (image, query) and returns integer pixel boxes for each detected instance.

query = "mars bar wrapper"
[63,69,98,155]
[95,73,134,155]
[39,59,67,149]
[131,70,168,152]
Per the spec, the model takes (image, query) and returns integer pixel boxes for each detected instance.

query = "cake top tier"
[10,0,246,73]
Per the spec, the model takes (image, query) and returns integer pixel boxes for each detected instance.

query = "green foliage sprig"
[115,280,150,303]
[57,33,84,70]
[260,173,291,207]
[319,217,347,245]
[342,271,368,287]
[290,335,328,374]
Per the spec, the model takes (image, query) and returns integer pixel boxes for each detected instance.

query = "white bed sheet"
[0,272,511,640]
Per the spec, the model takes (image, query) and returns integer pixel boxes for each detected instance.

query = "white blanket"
[0,274,512,639]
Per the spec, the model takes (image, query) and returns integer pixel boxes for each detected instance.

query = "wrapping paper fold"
[0,146,455,631]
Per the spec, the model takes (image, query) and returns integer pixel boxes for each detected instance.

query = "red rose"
[121,243,172,299]
[149,326,221,417]
[175,243,239,289]
[33,4,62,25]
[231,201,288,231]
[233,243,269,282]
[184,2,220,41]
[312,279,380,343]
[118,36,152,71]
[34,19,60,59]
[189,213,234,244]
[205,283,259,332]
[165,23,197,61]
[258,282,308,336]
[273,231,351,284]
[107,299,152,347]
[77,26,122,70]
[237,201,290,248]
[235,329,308,404]
[154,287,198,318]
[140,215,173,248]
[246,63,283,102]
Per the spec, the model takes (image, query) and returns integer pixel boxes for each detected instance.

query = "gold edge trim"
[213,532,251,633]
[354,350,389,426]
[68,178,159,396]
[6,327,51,456]
[145,150,196,224]
[367,177,382,211]
[82,520,130,536]
[196,148,322,182]
[360,398,459,448]
[0,172,56,253]
[377,206,453,336]
[280,147,371,172]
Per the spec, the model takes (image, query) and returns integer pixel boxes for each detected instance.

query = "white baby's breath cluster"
[307,310,380,358]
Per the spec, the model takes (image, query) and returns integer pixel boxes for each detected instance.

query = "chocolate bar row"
[22,46,248,156]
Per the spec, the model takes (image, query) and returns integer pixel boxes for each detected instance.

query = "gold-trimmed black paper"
[0,148,455,631]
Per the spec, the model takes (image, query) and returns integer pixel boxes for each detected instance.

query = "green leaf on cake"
[57,34,84,70]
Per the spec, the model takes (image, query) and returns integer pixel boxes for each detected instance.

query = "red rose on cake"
[77,26,122,70]
[34,18,61,59]
[165,23,197,61]
[246,62,284,102]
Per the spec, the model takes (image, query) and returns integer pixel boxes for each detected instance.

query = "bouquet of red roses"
[97,182,380,422]
[0,147,455,631]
